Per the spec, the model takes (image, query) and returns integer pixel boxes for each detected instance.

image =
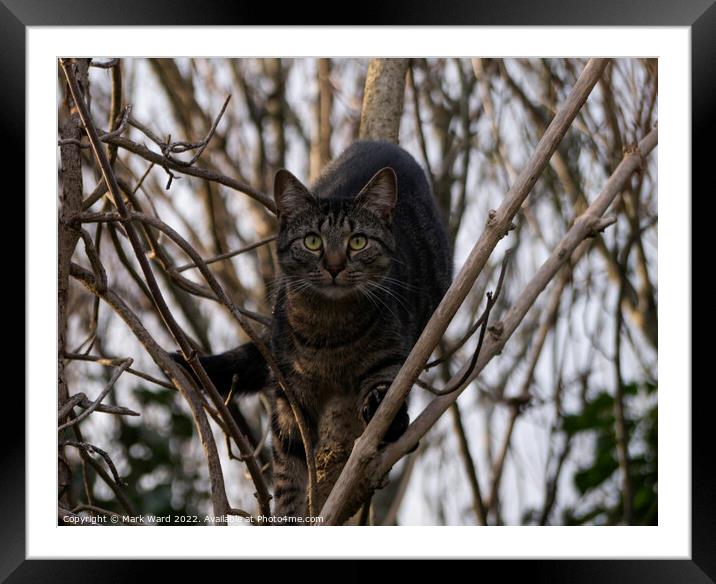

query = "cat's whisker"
[360,282,400,321]
[286,278,314,296]
[267,274,303,291]
[374,284,411,307]
[365,280,410,314]
[356,283,380,312]
[380,275,422,292]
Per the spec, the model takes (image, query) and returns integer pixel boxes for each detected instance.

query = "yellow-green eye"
[349,235,367,251]
[303,233,322,251]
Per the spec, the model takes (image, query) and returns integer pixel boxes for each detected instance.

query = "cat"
[174,140,452,520]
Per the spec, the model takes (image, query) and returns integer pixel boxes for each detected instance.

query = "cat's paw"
[361,384,409,443]
[361,384,389,424]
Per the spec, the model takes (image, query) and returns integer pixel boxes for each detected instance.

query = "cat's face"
[274,168,397,301]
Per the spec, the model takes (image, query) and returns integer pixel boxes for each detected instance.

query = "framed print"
[10,0,708,579]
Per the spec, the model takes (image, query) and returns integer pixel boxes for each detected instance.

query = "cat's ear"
[354,167,397,223]
[273,169,315,219]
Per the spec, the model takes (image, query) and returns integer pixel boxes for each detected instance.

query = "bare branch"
[60,440,125,487]
[450,402,487,525]
[103,134,275,212]
[59,393,140,419]
[77,211,273,329]
[175,235,276,273]
[70,262,237,520]
[129,94,231,168]
[72,505,131,524]
[380,127,657,477]
[320,58,611,525]
[64,352,176,390]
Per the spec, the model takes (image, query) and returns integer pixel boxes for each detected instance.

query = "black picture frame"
[10,0,707,580]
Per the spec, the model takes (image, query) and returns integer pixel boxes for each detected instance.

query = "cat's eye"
[303,233,323,251]
[348,235,367,251]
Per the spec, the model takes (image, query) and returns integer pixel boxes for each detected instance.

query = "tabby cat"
[176,140,452,519]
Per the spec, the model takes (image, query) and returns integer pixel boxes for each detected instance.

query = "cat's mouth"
[316,281,356,300]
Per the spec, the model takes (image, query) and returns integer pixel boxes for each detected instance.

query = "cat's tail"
[170,342,270,397]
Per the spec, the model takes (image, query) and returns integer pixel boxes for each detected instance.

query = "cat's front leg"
[271,445,308,521]
[270,390,310,522]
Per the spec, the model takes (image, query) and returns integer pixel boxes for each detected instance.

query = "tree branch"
[379,127,657,477]
[320,58,611,525]
[104,134,275,212]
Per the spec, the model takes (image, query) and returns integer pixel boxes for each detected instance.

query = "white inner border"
[27,26,691,559]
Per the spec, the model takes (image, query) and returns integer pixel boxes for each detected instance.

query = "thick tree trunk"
[58,58,91,510]
[359,59,409,144]
[310,58,333,181]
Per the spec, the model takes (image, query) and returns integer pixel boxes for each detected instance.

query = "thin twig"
[77,228,107,291]
[417,290,495,397]
[67,408,137,516]
[60,440,125,487]
[158,94,231,167]
[100,104,132,141]
[175,235,276,273]
[58,391,139,420]
[450,402,487,525]
[58,358,132,431]
[425,249,512,370]
[64,352,176,390]
[407,61,434,190]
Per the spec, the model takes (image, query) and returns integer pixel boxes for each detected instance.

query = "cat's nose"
[324,250,346,279]
[325,263,345,278]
